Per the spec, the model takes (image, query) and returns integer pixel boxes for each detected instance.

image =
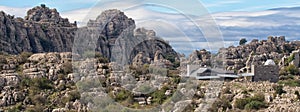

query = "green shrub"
[61,61,73,75]
[245,101,266,110]
[209,97,232,112]
[20,77,31,88]
[95,52,109,63]
[239,38,247,45]
[7,103,22,112]
[251,93,265,102]
[25,105,44,112]
[19,52,32,62]
[32,77,53,90]
[173,61,180,68]
[223,86,231,94]
[288,54,295,62]
[32,94,47,105]
[41,4,46,8]
[134,64,149,75]
[165,54,176,63]
[280,64,299,76]
[149,66,168,76]
[171,76,180,84]
[279,68,288,76]
[278,80,300,87]
[234,93,266,110]
[76,78,102,91]
[151,86,168,104]
[279,75,294,80]
[134,84,155,94]
[274,85,286,95]
[235,98,250,109]
[20,77,53,91]
[0,55,7,64]
[286,64,299,75]
[115,89,132,102]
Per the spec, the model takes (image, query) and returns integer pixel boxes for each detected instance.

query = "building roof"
[196,76,220,80]
[188,66,238,79]
[190,68,234,75]
[239,73,254,77]
[217,74,240,78]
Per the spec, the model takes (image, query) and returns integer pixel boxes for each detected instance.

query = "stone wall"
[252,65,279,82]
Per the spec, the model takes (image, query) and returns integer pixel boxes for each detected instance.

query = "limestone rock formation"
[188,49,211,66]
[132,52,151,67]
[25,5,76,27]
[1,6,177,65]
[76,9,178,64]
[0,4,76,54]
[217,36,296,71]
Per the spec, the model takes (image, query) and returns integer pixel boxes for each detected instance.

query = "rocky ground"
[0,50,180,111]
[196,80,300,112]
[0,52,300,112]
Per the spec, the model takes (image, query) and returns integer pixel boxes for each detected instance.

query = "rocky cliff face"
[0,5,177,64]
[0,5,76,54]
[75,9,177,65]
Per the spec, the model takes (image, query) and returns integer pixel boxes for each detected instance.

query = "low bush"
[0,55,7,64]
[278,80,300,87]
[60,61,73,75]
[234,93,267,110]
[209,97,232,112]
[151,86,169,104]
[115,89,132,102]
[280,64,299,75]
[18,52,32,64]
[32,77,53,90]
[245,101,266,110]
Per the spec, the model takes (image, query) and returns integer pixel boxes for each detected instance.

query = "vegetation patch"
[234,93,267,110]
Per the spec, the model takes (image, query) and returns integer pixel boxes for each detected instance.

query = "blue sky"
[1,0,300,13]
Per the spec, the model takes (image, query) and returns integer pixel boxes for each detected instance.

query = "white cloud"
[213,10,279,17]
[0,6,29,17]
[61,8,90,26]
[204,0,242,8]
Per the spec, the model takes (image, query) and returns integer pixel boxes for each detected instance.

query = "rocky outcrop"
[1,6,177,65]
[22,52,73,80]
[0,52,97,111]
[76,9,178,64]
[217,36,297,71]
[0,4,76,54]
[131,52,151,68]
[25,5,76,27]
[188,49,211,66]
